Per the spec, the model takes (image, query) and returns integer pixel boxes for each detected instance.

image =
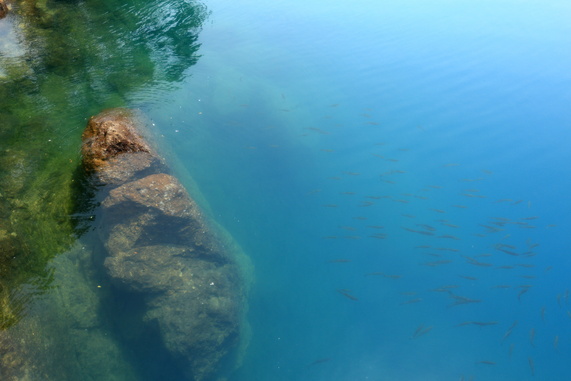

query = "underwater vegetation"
[1,0,219,378]
[0,0,207,329]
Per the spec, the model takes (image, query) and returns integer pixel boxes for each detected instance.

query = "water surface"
[1,0,571,380]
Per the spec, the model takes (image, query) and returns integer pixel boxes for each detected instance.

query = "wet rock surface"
[82,108,244,380]
[0,0,8,19]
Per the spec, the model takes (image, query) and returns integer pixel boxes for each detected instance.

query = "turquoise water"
[141,0,571,379]
[2,0,571,379]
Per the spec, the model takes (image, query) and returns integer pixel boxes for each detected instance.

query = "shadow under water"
[0,0,251,380]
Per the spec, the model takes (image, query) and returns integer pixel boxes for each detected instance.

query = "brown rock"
[0,0,8,19]
[81,108,155,173]
[81,108,245,381]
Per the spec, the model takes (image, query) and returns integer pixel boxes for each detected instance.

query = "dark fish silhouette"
[337,289,358,301]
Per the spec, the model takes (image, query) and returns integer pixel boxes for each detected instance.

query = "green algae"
[0,0,207,331]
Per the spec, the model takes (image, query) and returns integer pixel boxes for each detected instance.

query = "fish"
[517,288,530,301]
[436,247,460,252]
[528,357,535,376]
[479,224,504,233]
[412,324,425,338]
[421,260,453,267]
[554,335,559,350]
[337,289,358,301]
[529,328,535,347]
[496,243,517,249]
[462,193,486,198]
[439,234,460,240]
[417,224,437,231]
[460,178,484,182]
[411,325,433,338]
[476,361,496,365]
[328,259,351,263]
[457,321,498,327]
[304,127,329,134]
[464,257,492,267]
[459,275,478,281]
[472,321,498,326]
[306,358,331,368]
[447,292,481,307]
[501,321,518,342]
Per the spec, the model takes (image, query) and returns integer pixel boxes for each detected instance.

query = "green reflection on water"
[0,0,206,348]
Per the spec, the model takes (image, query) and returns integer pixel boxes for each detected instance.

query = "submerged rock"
[82,108,245,380]
[0,0,9,19]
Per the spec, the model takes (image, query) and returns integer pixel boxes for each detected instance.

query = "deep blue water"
[126,0,571,379]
